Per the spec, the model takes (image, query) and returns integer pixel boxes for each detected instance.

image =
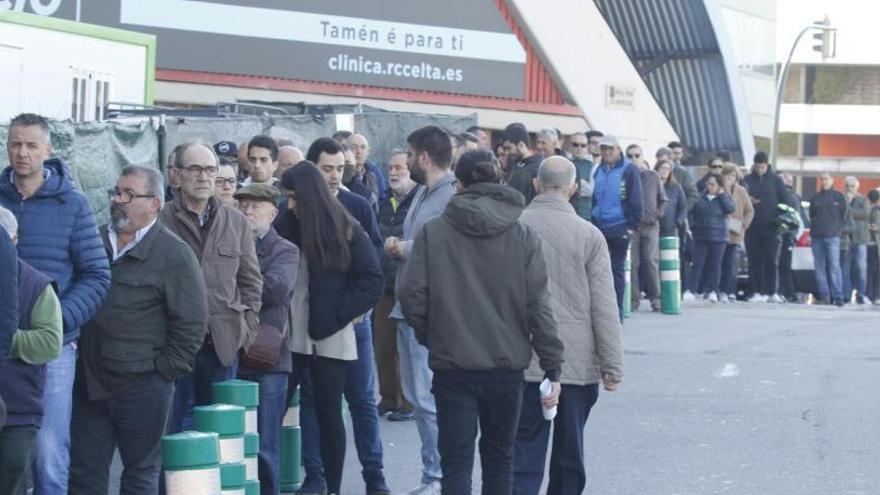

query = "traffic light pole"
[770,22,836,168]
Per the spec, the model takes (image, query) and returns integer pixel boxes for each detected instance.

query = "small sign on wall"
[605,85,635,110]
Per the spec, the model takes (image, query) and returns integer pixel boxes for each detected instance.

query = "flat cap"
[233,183,281,204]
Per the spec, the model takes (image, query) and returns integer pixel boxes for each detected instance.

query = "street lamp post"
[770,16,836,168]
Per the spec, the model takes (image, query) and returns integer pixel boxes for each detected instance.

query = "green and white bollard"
[162,431,222,495]
[244,479,260,495]
[220,461,247,495]
[213,379,260,434]
[194,404,246,465]
[280,386,302,493]
[623,249,631,319]
[660,236,682,315]
[243,432,259,482]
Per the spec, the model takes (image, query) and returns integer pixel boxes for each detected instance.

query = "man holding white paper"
[514,156,624,495]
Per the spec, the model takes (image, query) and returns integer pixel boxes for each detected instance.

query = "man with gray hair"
[69,166,208,493]
[843,176,870,303]
[514,156,623,494]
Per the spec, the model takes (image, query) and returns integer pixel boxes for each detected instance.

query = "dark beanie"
[754,151,768,164]
[503,123,530,148]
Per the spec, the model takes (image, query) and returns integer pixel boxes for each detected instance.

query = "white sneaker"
[682,291,696,302]
[718,293,729,303]
[404,481,442,495]
[768,293,784,303]
[706,292,718,303]
[748,294,767,303]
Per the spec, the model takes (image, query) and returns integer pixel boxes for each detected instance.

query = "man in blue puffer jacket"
[591,135,643,320]
[0,113,110,493]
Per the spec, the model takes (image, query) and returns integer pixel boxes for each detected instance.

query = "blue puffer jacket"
[691,192,735,243]
[0,159,110,343]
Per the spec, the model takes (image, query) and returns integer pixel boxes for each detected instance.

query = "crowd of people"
[0,110,877,495]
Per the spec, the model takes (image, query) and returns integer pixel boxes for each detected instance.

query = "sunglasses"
[571,143,588,148]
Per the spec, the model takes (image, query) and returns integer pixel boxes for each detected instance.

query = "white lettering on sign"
[119,0,525,64]
[0,0,62,15]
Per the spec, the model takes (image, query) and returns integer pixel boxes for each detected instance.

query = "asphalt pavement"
[107,300,879,494]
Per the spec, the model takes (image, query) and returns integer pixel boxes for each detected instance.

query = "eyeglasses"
[571,143,588,148]
[349,145,369,151]
[108,188,155,204]
[215,177,236,187]
[178,165,218,177]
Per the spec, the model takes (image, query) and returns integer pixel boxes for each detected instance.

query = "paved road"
[109,301,879,494]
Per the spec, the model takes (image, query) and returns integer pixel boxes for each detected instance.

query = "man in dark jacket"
[591,135,644,320]
[0,207,62,494]
[0,113,111,492]
[569,132,595,221]
[809,172,849,306]
[235,183,299,495]
[0,228,16,372]
[160,142,263,433]
[628,148,667,312]
[398,159,563,495]
[743,151,789,303]
[70,166,208,493]
[503,123,543,203]
[374,151,419,421]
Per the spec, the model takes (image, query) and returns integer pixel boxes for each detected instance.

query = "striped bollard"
[213,379,260,434]
[194,404,246,465]
[220,461,247,494]
[660,236,681,315]
[245,479,260,495]
[243,432,259,482]
[280,386,302,493]
[162,431,222,495]
[622,249,631,319]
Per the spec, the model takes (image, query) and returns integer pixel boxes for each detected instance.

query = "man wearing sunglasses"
[569,132,595,222]
[625,144,667,312]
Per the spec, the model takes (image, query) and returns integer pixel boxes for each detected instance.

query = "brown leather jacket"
[159,195,262,366]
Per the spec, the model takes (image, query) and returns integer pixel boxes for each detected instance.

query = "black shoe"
[296,474,328,495]
[377,404,394,416]
[365,470,392,495]
[833,298,845,307]
[387,408,415,421]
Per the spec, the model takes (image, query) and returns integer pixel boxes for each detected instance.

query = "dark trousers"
[690,240,726,295]
[288,353,348,495]
[167,342,237,434]
[867,245,880,301]
[239,372,287,495]
[778,233,796,300]
[300,316,385,488]
[513,383,599,495]
[745,226,781,296]
[630,226,660,308]
[69,372,174,495]
[0,424,37,494]
[720,244,740,295]
[373,294,410,412]
[604,233,631,321]
[433,370,524,495]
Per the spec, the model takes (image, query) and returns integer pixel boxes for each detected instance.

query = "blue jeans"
[812,237,843,301]
[603,234,630,321]
[33,341,76,495]
[167,343,237,434]
[301,314,386,487]
[397,319,442,484]
[513,383,599,495]
[690,240,726,295]
[843,244,867,300]
[720,244,741,295]
[243,372,288,495]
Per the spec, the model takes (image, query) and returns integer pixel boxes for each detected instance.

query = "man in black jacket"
[743,152,789,302]
[235,183,299,495]
[374,150,419,421]
[0,228,16,373]
[503,123,543,203]
[809,173,849,306]
[70,166,208,494]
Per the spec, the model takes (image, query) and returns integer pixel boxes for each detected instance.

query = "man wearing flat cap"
[233,184,299,495]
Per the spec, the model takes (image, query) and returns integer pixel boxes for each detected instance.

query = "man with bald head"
[275,145,303,179]
[160,141,262,432]
[347,133,387,205]
[514,156,623,494]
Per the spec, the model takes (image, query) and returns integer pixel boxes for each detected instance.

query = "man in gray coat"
[628,148,667,312]
[514,156,624,495]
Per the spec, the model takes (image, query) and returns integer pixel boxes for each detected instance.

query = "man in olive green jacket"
[514,156,623,495]
[843,176,870,303]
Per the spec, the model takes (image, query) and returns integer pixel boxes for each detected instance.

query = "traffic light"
[811,16,836,59]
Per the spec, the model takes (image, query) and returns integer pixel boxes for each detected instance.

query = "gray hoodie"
[398,183,564,379]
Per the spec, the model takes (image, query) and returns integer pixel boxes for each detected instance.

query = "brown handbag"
[242,322,284,371]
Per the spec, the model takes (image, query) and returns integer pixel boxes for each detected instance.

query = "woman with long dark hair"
[655,160,688,239]
[278,161,383,495]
